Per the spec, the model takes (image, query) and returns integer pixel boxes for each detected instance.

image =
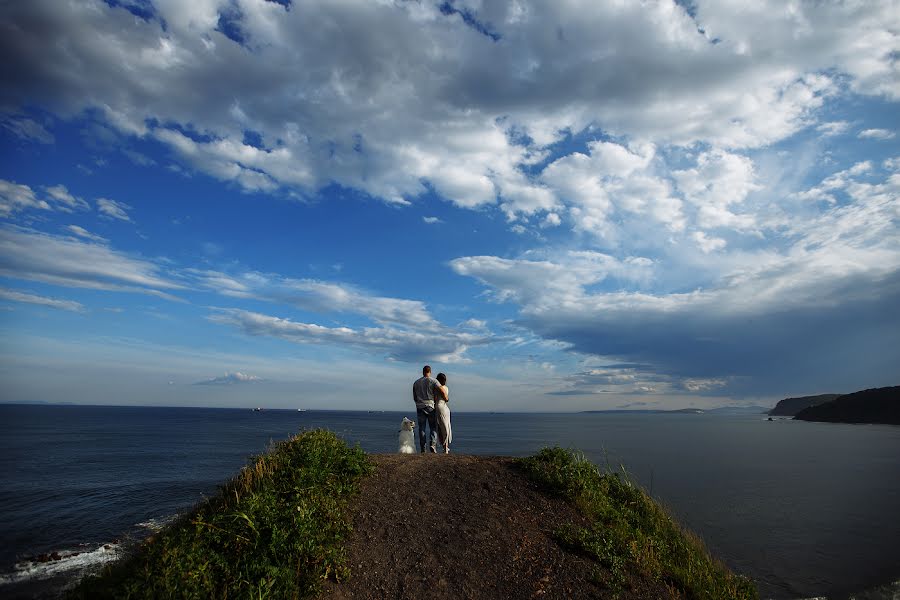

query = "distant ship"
[252,407,263,412]
[297,409,307,412]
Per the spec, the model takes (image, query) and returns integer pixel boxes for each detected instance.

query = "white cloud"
[65,225,107,243]
[673,149,761,231]
[209,308,492,363]
[541,212,561,228]
[460,318,487,330]
[551,364,728,397]
[692,231,727,253]
[194,371,263,385]
[792,161,873,204]
[816,121,851,137]
[185,267,501,362]
[45,185,90,212]
[188,269,436,329]
[422,216,442,224]
[122,149,156,166]
[0,227,181,296]
[541,141,685,240]
[2,0,896,214]
[450,250,655,309]
[0,179,49,216]
[0,180,93,217]
[97,198,133,221]
[0,287,85,312]
[452,167,900,394]
[1,114,54,143]
[858,128,896,140]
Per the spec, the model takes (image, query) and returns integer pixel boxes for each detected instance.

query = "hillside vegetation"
[71,430,372,599]
[519,448,757,599]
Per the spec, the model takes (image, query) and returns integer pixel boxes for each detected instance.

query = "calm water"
[1,405,899,599]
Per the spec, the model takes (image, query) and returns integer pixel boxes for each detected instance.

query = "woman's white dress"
[436,387,452,448]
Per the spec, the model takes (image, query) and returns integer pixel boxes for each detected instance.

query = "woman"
[434,372,452,454]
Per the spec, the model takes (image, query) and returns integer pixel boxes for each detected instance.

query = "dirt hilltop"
[318,454,671,600]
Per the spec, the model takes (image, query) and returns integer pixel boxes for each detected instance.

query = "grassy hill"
[71,430,756,600]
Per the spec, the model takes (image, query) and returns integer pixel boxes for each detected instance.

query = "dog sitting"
[398,417,416,454]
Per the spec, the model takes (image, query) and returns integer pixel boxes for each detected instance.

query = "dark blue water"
[1,405,899,599]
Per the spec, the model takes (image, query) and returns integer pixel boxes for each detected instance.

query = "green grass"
[71,429,372,600]
[518,447,758,600]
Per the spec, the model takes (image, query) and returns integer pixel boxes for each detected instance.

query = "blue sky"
[1,0,898,411]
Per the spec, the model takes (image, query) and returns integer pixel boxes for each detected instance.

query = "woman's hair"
[436,372,447,385]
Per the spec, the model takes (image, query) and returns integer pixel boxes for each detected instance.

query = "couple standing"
[412,365,452,453]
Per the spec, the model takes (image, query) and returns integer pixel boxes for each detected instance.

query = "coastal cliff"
[768,394,841,416]
[71,430,756,600]
[794,386,900,425]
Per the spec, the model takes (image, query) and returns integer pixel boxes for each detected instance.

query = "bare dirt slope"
[319,454,610,600]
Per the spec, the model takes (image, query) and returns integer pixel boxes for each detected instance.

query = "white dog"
[398,417,416,454]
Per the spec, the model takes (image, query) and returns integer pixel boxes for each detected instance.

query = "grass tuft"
[518,447,758,600]
[70,429,372,600]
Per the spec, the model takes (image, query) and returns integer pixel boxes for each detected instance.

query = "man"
[412,365,441,453]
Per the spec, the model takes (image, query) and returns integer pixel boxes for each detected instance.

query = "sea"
[1,405,898,600]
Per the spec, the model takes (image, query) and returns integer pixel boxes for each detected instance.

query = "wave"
[0,512,179,589]
[793,577,900,600]
[135,514,178,532]
[0,542,121,586]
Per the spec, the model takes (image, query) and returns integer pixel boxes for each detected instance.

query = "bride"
[435,372,452,453]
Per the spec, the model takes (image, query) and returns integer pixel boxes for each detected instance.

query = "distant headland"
[768,394,841,416]
[794,386,900,425]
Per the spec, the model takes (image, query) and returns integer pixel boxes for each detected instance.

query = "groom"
[412,365,440,453]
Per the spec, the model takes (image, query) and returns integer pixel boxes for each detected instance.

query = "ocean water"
[1,405,899,599]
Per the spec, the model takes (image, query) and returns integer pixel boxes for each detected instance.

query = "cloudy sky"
[1,0,898,411]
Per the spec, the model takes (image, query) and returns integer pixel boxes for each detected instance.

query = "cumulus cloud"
[691,231,727,253]
[451,250,655,309]
[792,161,873,204]
[541,212,561,228]
[1,0,896,216]
[422,216,442,224]
[452,166,900,395]
[858,128,896,140]
[97,198,133,221]
[0,287,85,312]
[816,121,851,137]
[541,141,683,240]
[194,371,262,385]
[673,149,761,231]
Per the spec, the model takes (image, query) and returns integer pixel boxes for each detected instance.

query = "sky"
[0,0,898,412]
